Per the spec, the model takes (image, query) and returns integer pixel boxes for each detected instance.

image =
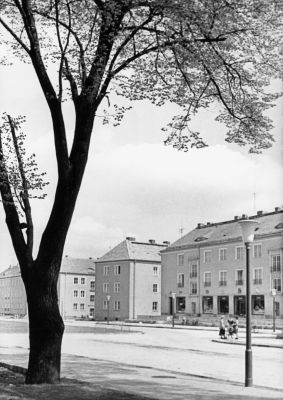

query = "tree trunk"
[23,262,65,384]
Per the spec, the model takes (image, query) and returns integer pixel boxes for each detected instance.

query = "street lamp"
[271,289,277,332]
[171,292,176,328]
[238,219,259,387]
[106,295,111,325]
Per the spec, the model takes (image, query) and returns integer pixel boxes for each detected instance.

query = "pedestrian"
[227,316,234,339]
[219,316,226,339]
[233,316,239,339]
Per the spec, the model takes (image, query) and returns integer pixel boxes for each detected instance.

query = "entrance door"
[275,301,280,317]
[218,296,229,314]
[192,302,196,315]
[234,296,246,316]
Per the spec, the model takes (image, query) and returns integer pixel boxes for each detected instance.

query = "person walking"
[219,316,226,339]
[233,316,239,339]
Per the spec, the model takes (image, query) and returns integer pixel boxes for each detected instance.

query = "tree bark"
[22,262,65,384]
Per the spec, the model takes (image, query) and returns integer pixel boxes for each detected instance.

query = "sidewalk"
[1,349,283,400]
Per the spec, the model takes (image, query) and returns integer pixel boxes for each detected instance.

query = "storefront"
[218,296,229,314]
[234,295,246,316]
[252,295,265,315]
[202,296,213,314]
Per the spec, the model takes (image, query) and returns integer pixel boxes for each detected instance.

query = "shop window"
[218,296,229,314]
[203,296,213,313]
[252,295,264,314]
[176,297,186,312]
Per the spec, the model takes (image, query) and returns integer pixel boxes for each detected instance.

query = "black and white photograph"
[0,1,282,399]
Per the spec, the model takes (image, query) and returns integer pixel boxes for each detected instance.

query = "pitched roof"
[96,239,167,263]
[60,257,96,274]
[0,258,96,277]
[164,210,283,252]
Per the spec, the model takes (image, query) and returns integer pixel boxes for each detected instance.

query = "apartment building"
[161,208,283,319]
[0,256,95,319]
[95,237,168,321]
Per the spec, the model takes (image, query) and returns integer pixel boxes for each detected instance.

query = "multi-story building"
[0,256,96,319]
[95,237,168,321]
[161,208,283,320]
[0,265,27,316]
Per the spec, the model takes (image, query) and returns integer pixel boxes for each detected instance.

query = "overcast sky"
[0,62,282,271]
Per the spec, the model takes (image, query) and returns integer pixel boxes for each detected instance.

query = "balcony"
[236,280,243,286]
[177,283,184,288]
[204,282,211,287]
[219,281,227,286]
[190,273,197,278]
[253,279,262,285]
[270,266,281,273]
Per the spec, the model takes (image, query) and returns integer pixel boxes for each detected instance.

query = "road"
[1,319,282,391]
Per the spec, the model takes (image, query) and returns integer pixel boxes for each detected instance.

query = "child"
[233,316,239,339]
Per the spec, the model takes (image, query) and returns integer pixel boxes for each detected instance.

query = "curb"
[211,339,283,349]
[0,361,27,375]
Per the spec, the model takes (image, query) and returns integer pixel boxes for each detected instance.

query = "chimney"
[275,207,281,212]
[257,211,263,216]
[126,236,136,241]
[241,214,248,219]
[197,223,205,229]
[149,239,156,244]
[234,216,239,220]
[163,241,170,246]
[206,222,211,226]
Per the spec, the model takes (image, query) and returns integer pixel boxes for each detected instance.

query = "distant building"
[0,265,27,317]
[161,208,283,320]
[95,237,168,321]
[0,257,96,319]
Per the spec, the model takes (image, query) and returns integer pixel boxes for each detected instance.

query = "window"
[114,282,120,293]
[253,268,262,285]
[219,271,227,286]
[204,250,212,263]
[218,296,229,314]
[177,273,184,288]
[219,248,227,261]
[103,265,110,275]
[153,266,158,276]
[253,244,262,258]
[73,277,78,284]
[81,277,85,285]
[152,301,158,311]
[103,300,108,310]
[191,282,197,295]
[236,270,244,285]
[176,297,186,312]
[271,255,281,272]
[73,290,78,297]
[177,254,184,266]
[80,290,85,297]
[153,283,158,293]
[204,272,211,287]
[90,294,95,302]
[103,283,110,293]
[73,303,78,310]
[203,296,213,313]
[90,280,95,289]
[252,295,264,314]
[235,246,244,260]
[80,303,85,310]
[190,263,197,278]
[114,300,120,311]
[272,279,281,292]
[114,265,121,275]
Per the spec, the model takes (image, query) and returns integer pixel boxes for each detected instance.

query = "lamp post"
[106,295,111,325]
[171,292,176,328]
[271,289,277,332]
[238,219,259,388]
